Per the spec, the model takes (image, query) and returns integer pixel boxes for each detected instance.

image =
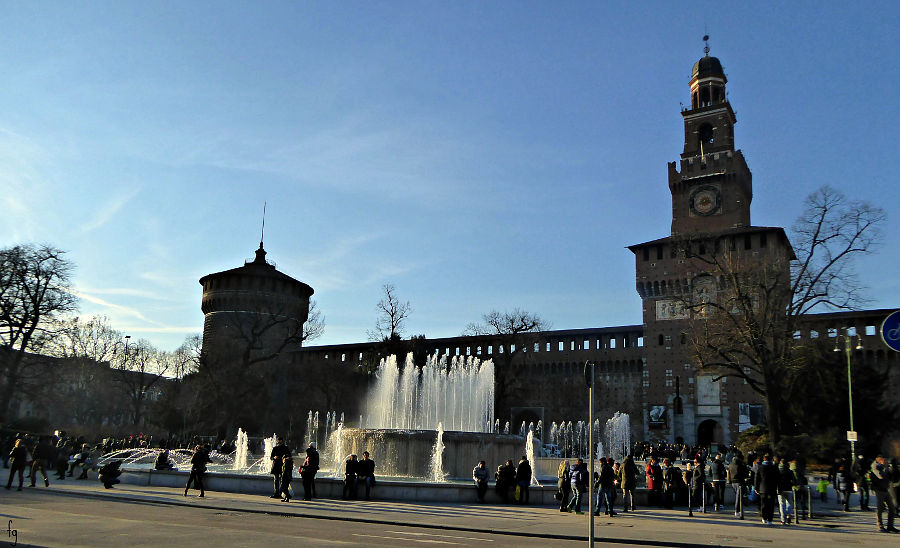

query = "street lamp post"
[833,328,862,461]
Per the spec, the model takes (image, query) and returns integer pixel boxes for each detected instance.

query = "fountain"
[604,412,631,462]
[233,428,249,471]
[328,353,523,479]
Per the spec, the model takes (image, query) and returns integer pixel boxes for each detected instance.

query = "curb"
[36,487,733,548]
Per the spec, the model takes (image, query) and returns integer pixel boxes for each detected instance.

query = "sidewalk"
[1,468,891,547]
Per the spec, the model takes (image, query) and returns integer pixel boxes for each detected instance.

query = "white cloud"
[79,187,140,233]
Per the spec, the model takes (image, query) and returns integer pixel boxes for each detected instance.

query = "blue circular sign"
[881,310,900,352]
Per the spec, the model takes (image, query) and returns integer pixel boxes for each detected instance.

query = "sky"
[1,2,898,351]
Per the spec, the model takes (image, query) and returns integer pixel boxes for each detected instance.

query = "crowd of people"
[546,447,900,533]
[6,429,900,533]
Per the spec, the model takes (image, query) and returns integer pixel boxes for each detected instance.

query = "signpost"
[881,310,900,352]
[584,361,595,548]
[847,431,858,442]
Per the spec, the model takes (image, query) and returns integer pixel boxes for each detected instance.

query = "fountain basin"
[330,428,526,479]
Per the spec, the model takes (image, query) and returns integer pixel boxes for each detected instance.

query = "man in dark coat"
[269,437,290,498]
[710,454,727,511]
[871,455,898,533]
[754,453,780,525]
[834,457,853,511]
[300,443,319,501]
[596,458,617,516]
[692,458,706,512]
[342,454,358,500]
[853,454,872,511]
[358,451,376,500]
[728,452,748,518]
[568,458,588,514]
[516,456,532,504]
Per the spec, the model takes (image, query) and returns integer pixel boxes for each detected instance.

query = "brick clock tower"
[629,43,794,447]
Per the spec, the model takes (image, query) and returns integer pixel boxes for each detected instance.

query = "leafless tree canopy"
[367,283,411,341]
[303,299,325,343]
[462,308,550,336]
[679,186,886,444]
[0,244,78,423]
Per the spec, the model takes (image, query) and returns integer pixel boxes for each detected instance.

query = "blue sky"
[1,2,898,351]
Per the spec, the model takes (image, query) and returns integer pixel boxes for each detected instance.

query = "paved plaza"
[0,469,893,547]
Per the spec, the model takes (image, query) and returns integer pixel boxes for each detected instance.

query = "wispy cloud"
[74,290,157,324]
[80,187,140,233]
[75,286,177,302]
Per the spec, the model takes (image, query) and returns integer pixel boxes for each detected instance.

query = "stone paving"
[1,468,894,547]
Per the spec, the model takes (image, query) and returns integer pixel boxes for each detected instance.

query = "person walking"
[755,453,779,525]
[557,459,571,512]
[473,460,489,503]
[5,439,29,491]
[280,454,294,502]
[790,459,809,520]
[871,455,898,533]
[516,456,532,504]
[29,436,51,488]
[728,452,748,519]
[269,437,290,499]
[357,451,376,500]
[183,445,209,498]
[621,454,637,512]
[568,458,588,514]
[596,458,617,516]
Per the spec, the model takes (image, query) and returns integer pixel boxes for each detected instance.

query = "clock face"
[690,185,721,216]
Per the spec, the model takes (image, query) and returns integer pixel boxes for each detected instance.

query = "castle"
[200,47,899,448]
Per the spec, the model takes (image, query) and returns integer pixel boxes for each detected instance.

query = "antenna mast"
[260,202,267,247]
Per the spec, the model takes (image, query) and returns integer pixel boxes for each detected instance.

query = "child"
[816,476,829,502]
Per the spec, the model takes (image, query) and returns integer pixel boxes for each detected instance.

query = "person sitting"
[154,449,175,470]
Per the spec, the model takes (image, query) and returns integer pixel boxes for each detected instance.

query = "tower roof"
[198,243,314,297]
[692,54,726,82]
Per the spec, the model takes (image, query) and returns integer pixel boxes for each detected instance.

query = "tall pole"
[585,361,595,547]
[844,335,856,461]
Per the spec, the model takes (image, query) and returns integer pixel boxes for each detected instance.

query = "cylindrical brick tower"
[199,243,314,363]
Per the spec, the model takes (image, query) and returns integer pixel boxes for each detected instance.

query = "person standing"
[662,458,679,509]
[646,457,662,507]
[596,458,616,516]
[342,454,358,500]
[728,452,748,519]
[871,455,898,533]
[755,453,779,525]
[280,454,294,502]
[269,437,290,499]
[5,439,29,491]
[557,459,571,512]
[358,451,376,500]
[568,458,588,514]
[692,458,706,512]
[776,455,795,524]
[300,444,319,501]
[790,459,809,520]
[473,460,489,503]
[710,454,726,511]
[183,445,209,498]
[853,454,872,511]
[621,454,637,512]
[516,456,532,504]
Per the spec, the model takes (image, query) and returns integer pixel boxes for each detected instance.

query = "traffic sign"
[847,430,858,442]
[881,310,900,352]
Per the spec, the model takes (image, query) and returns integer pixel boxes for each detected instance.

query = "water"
[525,427,541,487]
[428,422,447,482]
[365,353,495,432]
[233,428,249,471]
[604,412,631,462]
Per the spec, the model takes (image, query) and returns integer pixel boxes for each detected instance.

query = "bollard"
[792,489,798,523]
[737,484,744,519]
[688,478,693,517]
[806,485,813,520]
[702,481,706,513]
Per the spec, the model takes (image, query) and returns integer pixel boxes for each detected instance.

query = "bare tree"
[0,244,78,423]
[113,338,170,426]
[367,283,411,342]
[463,308,550,416]
[303,299,325,343]
[682,186,886,445]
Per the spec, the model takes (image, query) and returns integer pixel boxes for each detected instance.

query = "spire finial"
[260,201,267,249]
[703,34,710,56]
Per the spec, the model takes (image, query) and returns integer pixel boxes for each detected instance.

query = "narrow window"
[658,334,664,346]
[643,247,650,261]
[744,235,752,250]
[558,341,564,352]
[610,338,617,349]
[760,232,768,248]
[656,246,663,260]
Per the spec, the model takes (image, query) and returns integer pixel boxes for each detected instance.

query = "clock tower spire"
[669,39,752,235]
